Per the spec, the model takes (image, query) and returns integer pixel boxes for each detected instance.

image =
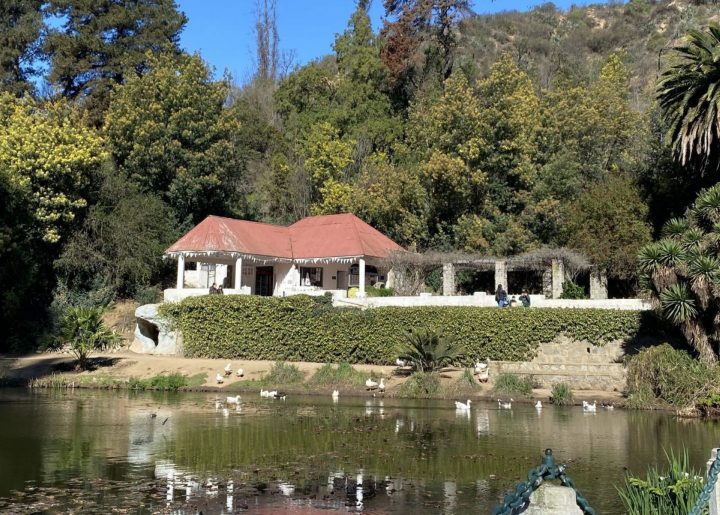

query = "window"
[299,267,323,287]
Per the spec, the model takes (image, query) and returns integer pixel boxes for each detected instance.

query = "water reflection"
[1,389,720,514]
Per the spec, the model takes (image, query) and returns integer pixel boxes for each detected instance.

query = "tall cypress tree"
[0,0,43,96]
[44,0,187,125]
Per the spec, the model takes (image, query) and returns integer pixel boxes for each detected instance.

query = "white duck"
[267,390,278,398]
[216,373,225,384]
[582,401,597,412]
[332,390,339,400]
[260,389,270,397]
[477,368,490,383]
[226,395,241,405]
[365,378,378,390]
[455,399,472,410]
[498,398,513,409]
[395,358,407,367]
[378,378,386,393]
[535,401,542,409]
[236,368,244,378]
[474,360,488,374]
[224,363,232,376]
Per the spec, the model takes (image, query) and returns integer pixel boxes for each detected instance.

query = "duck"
[395,358,407,367]
[498,399,513,409]
[601,402,614,410]
[378,378,385,393]
[474,361,488,374]
[224,363,232,376]
[582,401,597,412]
[216,373,225,384]
[226,395,241,405]
[332,390,339,400]
[273,391,286,400]
[260,389,270,397]
[267,390,278,398]
[534,401,542,409]
[365,378,378,390]
[454,399,472,410]
[477,369,490,383]
[236,368,244,378]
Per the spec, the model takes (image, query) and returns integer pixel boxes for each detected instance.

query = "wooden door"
[255,266,274,296]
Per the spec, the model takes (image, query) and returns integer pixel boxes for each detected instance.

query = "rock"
[525,484,583,514]
[132,304,182,355]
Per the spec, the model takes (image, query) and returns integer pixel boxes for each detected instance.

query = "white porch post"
[176,254,185,289]
[234,257,243,289]
[358,258,366,297]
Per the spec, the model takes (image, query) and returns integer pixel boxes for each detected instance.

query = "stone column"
[551,259,565,299]
[176,254,185,289]
[708,448,720,515]
[589,268,608,300]
[358,258,366,297]
[494,260,507,291]
[525,484,582,514]
[442,263,456,296]
[234,257,243,289]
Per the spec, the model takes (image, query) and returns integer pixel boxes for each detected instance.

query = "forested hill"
[459,0,719,99]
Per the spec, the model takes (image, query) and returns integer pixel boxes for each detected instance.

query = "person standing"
[495,285,508,307]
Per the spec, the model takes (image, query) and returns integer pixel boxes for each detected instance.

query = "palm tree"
[397,327,465,372]
[657,23,720,172]
[639,184,720,363]
[59,307,120,370]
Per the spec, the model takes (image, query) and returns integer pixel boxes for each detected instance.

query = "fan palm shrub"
[657,23,720,172]
[397,327,465,372]
[58,306,120,369]
[638,184,720,362]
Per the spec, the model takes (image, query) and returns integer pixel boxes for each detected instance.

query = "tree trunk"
[684,321,718,363]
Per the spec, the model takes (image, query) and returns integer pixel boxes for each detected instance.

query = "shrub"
[492,373,534,396]
[398,372,441,398]
[459,367,478,387]
[626,344,719,409]
[129,373,192,391]
[366,286,395,297]
[58,306,120,369]
[550,382,574,405]
[134,285,162,305]
[398,328,465,372]
[263,361,304,385]
[307,363,366,388]
[560,280,587,299]
[618,450,705,514]
[160,295,649,362]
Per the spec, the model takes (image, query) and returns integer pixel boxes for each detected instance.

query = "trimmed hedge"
[160,295,652,363]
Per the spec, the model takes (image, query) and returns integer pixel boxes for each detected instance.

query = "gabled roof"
[165,216,293,259]
[165,213,403,260]
[289,213,403,259]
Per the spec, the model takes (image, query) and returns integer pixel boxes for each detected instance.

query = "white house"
[163,213,404,302]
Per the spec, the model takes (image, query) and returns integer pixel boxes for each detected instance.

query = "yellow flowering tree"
[0,93,106,243]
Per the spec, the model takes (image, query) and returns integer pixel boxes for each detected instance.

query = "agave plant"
[397,328,465,373]
[59,306,120,370]
[657,23,720,172]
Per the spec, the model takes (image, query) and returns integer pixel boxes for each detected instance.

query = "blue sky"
[177,0,605,82]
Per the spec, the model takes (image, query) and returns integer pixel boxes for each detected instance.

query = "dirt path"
[0,351,625,404]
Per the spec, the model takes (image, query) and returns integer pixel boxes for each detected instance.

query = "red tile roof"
[166,213,404,260]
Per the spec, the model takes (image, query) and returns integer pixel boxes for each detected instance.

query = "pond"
[0,389,719,514]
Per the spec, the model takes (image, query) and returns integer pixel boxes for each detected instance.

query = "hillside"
[459,0,719,104]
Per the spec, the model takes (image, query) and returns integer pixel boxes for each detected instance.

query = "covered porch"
[164,251,387,302]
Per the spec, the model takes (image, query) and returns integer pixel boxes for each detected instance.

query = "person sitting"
[209,283,218,294]
[519,290,531,308]
[217,284,224,295]
[495,285,508,307]
[509,295,518,307]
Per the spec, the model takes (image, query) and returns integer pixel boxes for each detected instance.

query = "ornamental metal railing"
[491,448,594,515]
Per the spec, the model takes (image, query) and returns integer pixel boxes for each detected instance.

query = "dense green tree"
[104,52,243,224]
[657,23,720,172]
[44,0,187,124]
[639,184,720,362]
[0,0,43,96]
[566,174,652,278]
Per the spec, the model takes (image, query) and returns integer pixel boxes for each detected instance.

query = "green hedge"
[159,295,652,363]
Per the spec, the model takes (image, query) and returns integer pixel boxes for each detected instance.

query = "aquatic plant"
[550,382,574,406]
[618,450,705,514]
[263,361,304,385]
[492,373,534,396]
